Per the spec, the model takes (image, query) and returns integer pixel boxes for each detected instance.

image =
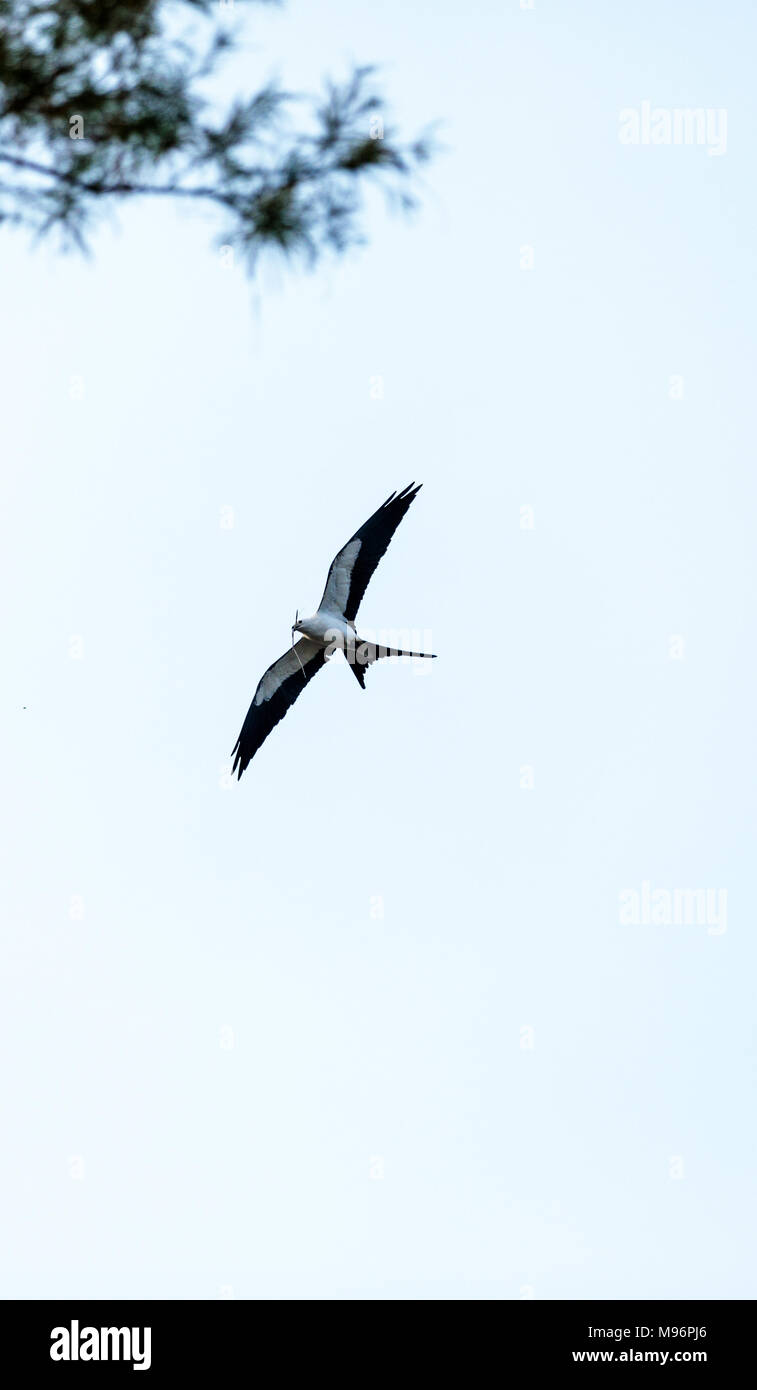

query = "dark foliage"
[0,0,433,268]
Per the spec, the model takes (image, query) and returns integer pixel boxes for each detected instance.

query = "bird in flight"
[231,483,436,778]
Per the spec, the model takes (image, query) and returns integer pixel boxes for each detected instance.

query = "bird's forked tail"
[346,639,436,689]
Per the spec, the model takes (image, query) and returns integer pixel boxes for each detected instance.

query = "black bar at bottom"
[3,1297,751,1377]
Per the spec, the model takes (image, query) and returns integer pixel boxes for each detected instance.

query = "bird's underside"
[231,483,435,778]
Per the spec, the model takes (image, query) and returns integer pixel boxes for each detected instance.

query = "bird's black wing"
[318,483,422,623]
[231,638,328,779]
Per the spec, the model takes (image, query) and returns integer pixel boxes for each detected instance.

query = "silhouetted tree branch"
[0,0,434,268]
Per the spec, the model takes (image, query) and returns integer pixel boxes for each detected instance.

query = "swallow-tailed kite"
[231,483,435,778]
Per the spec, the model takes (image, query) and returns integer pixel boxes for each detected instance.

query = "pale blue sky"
[1,0,756,1298]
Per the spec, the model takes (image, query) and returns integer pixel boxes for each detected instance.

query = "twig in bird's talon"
[291,631,306,681]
